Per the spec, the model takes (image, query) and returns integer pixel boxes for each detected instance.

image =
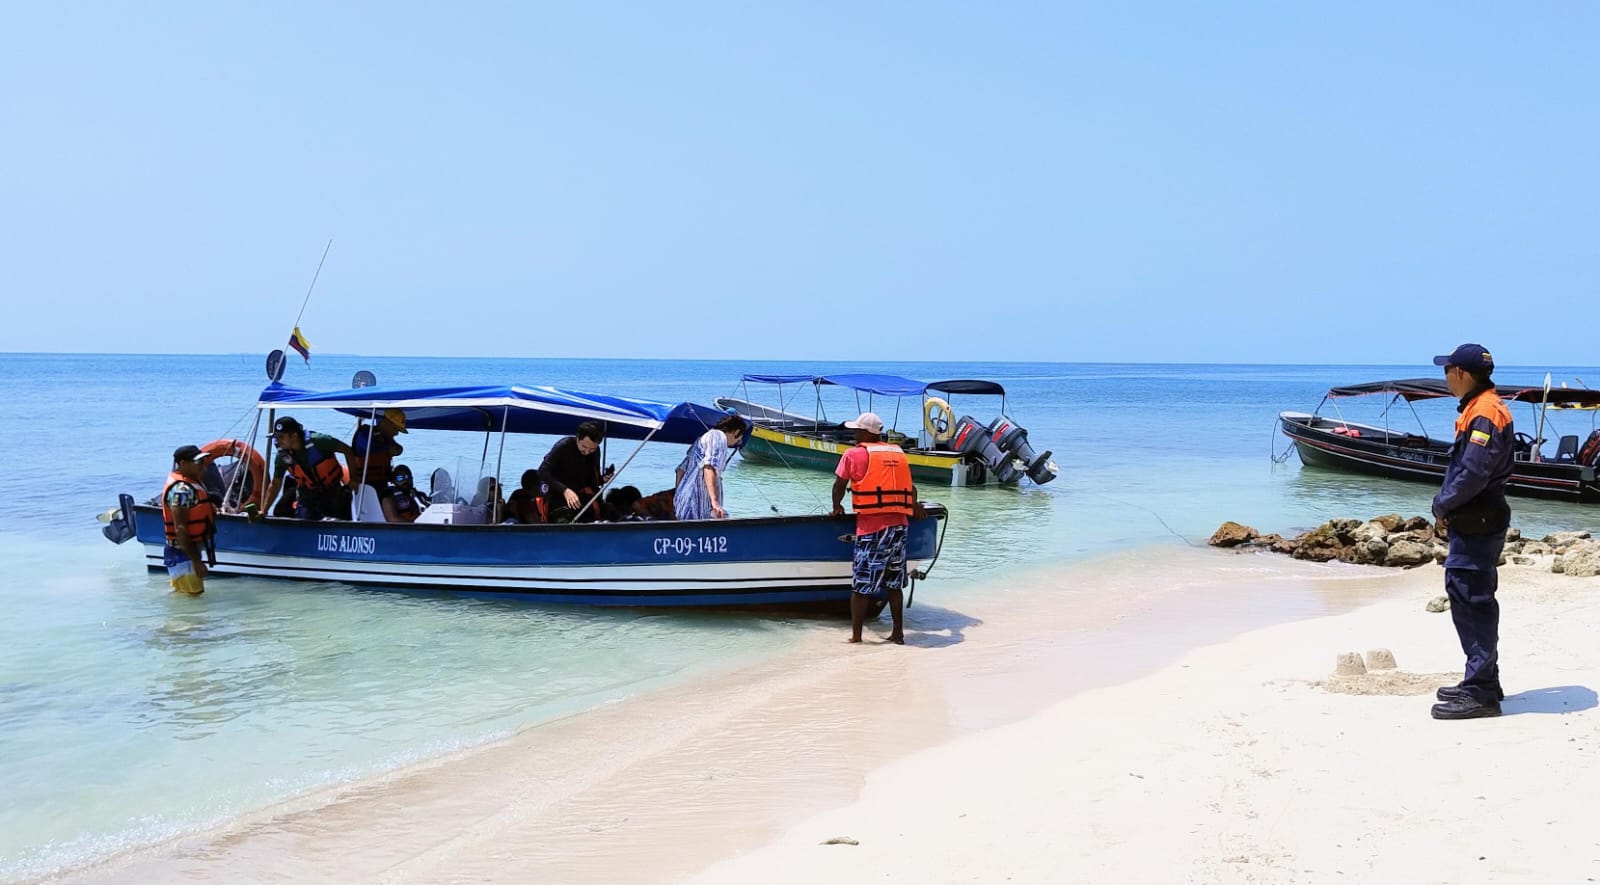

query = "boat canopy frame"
[734,373,1013,435]
[249,381,745,522]
[1310,378,1600,455]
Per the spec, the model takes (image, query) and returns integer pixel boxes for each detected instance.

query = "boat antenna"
[293,239,333,331]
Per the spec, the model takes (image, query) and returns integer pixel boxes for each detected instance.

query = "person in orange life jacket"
[263,416,354,521]
[349,408,407,521]
[538,421,615,523]
[387,464,429,523]
[831,411,923,645]
[507,469,547,525]
[1430,343,1515,720]
[162,445,217,595]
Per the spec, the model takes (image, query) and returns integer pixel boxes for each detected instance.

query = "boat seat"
[1554,434,1580,463]
[351,483,386,522]
[431,468,458,504]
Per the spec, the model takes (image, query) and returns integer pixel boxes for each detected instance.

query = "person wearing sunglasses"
[387,464,429,523]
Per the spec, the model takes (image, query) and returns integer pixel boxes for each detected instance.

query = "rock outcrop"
[1209,515,1600,577]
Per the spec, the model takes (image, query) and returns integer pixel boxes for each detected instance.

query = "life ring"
[923,397,955,443]
[202,438,266,510]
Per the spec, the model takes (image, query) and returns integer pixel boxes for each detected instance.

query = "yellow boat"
[716,373,1057,487]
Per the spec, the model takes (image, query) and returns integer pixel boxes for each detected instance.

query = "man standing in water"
[1431,343,1514,720]
[832,412,921,645]
[162,445,216,595]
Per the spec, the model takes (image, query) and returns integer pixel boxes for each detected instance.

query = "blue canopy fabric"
[257,382,738,445]
[741,373,929,398]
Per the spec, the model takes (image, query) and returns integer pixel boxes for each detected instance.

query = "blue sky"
[2,4,1594,363]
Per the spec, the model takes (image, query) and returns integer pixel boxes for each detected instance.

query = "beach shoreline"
[46,545,1431,884]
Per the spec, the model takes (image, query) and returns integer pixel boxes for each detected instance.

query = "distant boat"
[1279,377,1600,503]
[102,376,947,613]
[716,373,1057,487]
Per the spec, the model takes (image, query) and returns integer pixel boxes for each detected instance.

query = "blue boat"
[104,380,948,612]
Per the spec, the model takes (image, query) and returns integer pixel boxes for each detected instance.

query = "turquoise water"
[4,353,1600,880]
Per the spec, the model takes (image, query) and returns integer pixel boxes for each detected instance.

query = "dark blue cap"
[1433,343,1494,373]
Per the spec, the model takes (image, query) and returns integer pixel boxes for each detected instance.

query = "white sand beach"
[694,561,1600,885]
[55,549,1600,884]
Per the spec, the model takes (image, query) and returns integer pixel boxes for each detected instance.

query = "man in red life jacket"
[162,444,216,595]
[832,411,923,645]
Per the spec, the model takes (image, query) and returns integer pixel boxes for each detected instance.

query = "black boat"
[1279,378,1600,503]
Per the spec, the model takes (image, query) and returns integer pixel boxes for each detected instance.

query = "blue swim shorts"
[851,523,908,597]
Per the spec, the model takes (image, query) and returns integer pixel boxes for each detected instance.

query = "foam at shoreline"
[52,545,1422,884]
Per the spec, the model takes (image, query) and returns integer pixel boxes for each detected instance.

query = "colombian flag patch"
[1470,429,1491,446]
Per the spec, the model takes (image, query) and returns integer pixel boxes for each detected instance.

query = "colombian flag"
[288,327,312,363]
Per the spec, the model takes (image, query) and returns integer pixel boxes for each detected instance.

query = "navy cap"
[1433,343,1494,373]
[172,444,210,466]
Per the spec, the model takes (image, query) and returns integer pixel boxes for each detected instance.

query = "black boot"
[1431,696,1501,720]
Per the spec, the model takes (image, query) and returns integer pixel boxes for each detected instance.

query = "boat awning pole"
[353,406,377,519]
[1535,373,1552,461]
[494,405,510,483]
[571,424,662,522]
[262,408,277,510]
[221,411,266,512]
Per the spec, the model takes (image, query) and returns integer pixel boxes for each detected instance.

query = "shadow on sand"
[901,604,982,649]
[1504,685,1597,715]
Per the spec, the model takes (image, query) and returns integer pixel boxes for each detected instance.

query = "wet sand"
[54,547,1436,884]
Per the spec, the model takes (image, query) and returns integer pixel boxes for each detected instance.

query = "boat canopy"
[1326,379,1600,407]
[1327,379,1453,401]
[740,373,929,398]
[925,379,1006,397]
[256,382,737,444]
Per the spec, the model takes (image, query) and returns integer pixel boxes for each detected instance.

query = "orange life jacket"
[346,426,397,487]
[284,432,346,492]
[850,443,915,517]
[162,471,216,545]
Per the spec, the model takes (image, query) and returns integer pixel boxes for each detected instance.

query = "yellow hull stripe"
[750,426,960,471]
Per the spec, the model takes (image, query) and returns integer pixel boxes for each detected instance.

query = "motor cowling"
[986,418,1058,485]
[951,415,1023,484]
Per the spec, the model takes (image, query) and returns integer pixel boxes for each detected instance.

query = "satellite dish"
[266,349,287,382]
[352,370,377,389]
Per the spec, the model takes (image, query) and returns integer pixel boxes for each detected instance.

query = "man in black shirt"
[537,421,614,522]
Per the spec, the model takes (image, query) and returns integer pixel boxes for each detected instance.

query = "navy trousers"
[1444,560,1501,701]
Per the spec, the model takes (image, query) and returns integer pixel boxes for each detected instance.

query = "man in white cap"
[831,412,922,644]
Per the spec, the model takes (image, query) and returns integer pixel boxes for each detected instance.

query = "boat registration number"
[654,536,729,556]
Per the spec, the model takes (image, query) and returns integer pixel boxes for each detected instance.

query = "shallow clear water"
[3,353,1598,880]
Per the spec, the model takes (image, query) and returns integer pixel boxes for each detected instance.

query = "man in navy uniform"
[1430,343,1514,720]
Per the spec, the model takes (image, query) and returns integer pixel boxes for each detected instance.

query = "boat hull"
[740,426,989,486]
[1279,413,1600,503]
[130,503,947,610]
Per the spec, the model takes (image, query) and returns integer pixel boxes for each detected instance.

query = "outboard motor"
[950,415,1023,484]
[101,493,137,545]
[986,417,1058,485]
